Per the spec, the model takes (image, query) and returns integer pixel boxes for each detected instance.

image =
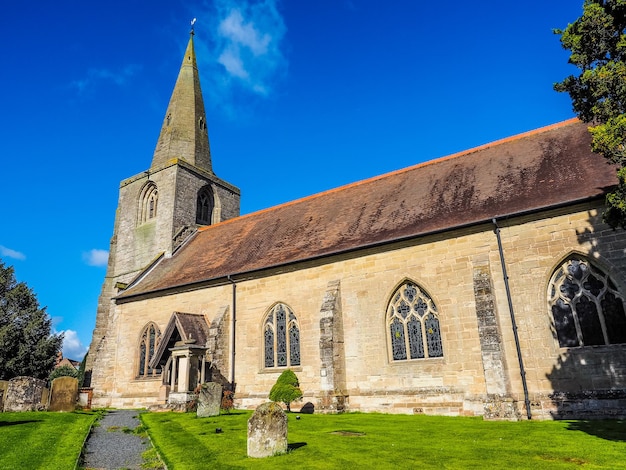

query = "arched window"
[549,257,626,348]
[137,322,162,378]
[264,303,301,368]
[387,281,443,361]
[138,182,158,224]
[196,186,214,225]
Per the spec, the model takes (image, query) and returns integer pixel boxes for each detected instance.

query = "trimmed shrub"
[269,369,303,412]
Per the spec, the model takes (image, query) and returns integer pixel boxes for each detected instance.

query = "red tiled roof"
[119,119,616,299]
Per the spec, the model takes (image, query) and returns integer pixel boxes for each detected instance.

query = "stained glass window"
[387,282,443,361]
[548,257,626,347]
[264,303,300,368]
[264,327,274,367]
[138,322,161,377]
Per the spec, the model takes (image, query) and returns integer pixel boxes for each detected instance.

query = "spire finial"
[190,17,197,35]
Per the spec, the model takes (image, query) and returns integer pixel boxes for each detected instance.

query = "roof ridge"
[199,117,582,234]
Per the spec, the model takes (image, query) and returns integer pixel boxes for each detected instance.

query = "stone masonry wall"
[87,159,240,398]
[96,201,626,418]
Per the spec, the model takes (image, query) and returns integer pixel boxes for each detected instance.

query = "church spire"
[151,29,213,172]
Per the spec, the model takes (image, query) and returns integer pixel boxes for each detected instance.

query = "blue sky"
[1,0,583,360]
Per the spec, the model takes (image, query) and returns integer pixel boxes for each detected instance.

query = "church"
[85,31,626,420]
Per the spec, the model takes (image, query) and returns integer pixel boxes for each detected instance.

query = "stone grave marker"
[247,402,288,458]
[3,376,47,412]
[49,376,78,412]
[196,382,223,418]
[300,402,315,414]
[0,380,9,410]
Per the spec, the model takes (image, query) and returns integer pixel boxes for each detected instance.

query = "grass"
[0,410,100,469]
[141,411,626,470]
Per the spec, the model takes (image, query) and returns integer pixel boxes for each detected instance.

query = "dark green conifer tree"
[0,260,63,380]
[555,0,626,228]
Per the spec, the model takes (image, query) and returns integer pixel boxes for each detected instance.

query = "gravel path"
[81,409,163,470]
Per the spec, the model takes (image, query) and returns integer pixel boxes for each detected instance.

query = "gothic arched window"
[137,322,162,378]
[549,257,626,348]
[139,182,158,224]
[387,281,443,361]
[264,303,301,368]
[196,186,214,225]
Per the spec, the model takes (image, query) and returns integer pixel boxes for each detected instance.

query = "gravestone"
[247,402,288,458]
[3,377,47,412]
[0,380,9,410]
[49,376,78,412]
[196,382,222,418]
[300,402,315,414]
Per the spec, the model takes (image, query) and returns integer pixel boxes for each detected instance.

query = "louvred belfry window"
[138,182,158,224]
[196,186,214,225]
[388,282,443,361]
[549,257,626,348]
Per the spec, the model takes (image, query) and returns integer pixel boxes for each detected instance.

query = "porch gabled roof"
[149,312,210,368]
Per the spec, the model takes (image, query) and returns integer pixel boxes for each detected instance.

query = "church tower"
[85,30,240,391]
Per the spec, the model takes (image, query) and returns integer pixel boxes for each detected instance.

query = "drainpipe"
[227,275,236,391]
[492,218,532,420]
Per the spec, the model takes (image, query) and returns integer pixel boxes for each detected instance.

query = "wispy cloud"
[61,329,89,360]
[0,245,26,260]
[70,64,141,95]
[83,249,109,267]
[196,0,287,111]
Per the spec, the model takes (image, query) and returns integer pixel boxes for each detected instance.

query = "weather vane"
[191,17,197,34]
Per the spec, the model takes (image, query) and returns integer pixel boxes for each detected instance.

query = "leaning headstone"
[49,376,78,412]
[247,402,288,458]
[3,376,46,412]
[0,380,9,410]
[196,382,223,418]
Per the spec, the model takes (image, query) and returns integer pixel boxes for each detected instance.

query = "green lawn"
[142,411,626,470]
[0,410,99,469]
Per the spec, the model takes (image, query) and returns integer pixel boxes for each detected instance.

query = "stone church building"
[86,32,626,419]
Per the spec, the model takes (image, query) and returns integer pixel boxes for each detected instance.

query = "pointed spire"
[151,29,213,172]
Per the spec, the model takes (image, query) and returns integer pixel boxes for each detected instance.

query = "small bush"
[269,369,303,412]
[221,390,234,413]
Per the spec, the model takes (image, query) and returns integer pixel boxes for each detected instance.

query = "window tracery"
[549,257,626,347]
[387,281,443,361]
[264,303,301,368]
[196,186,214,225]
[137,322,161,378]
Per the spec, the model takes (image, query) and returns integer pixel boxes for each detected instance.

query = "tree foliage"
[49,364,78,382]
[554,0,626,227]
[0,260,63,380]
[77,352,88,388]
[268,369,303,411]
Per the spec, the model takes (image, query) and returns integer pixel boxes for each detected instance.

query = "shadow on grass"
[217,411,248,417]
[0,420,42,427]
[566,420,626,442]
[288,442,307,451]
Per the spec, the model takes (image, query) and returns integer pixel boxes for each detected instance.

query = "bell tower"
[85,29,240,395]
